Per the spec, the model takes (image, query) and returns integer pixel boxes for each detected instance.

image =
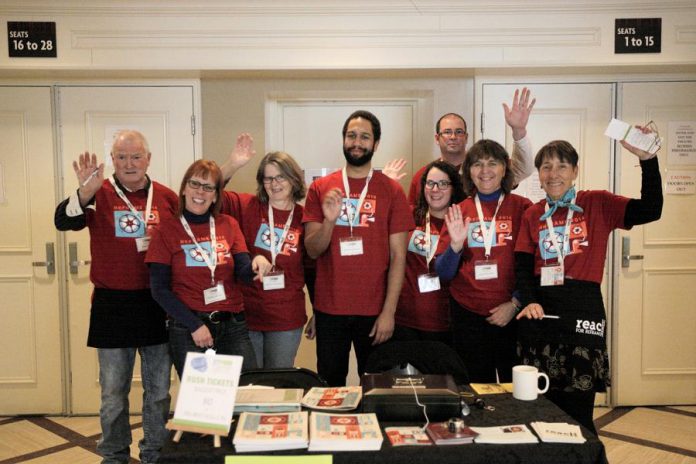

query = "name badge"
[474,260,498,280]
[417,273,441,293]
[541,265,564,286]
[203,281,226,305]
[135,236,151,252]
[263,270,286,291]
[339,236,363,256]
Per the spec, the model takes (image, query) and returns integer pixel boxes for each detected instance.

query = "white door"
[0,86,63,414]
[480,82,615,402]
[614,81,696,405]
[57,85,197,413]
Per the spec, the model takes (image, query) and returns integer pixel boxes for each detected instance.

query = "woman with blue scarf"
[514,133,662,434]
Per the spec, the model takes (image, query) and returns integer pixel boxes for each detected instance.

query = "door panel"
[0,86,63,413]
[58,85,196,413]
[615,81,696,405]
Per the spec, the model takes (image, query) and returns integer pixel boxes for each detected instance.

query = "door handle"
[621,236,644,268]
[32,242,56,275]
[68,242,91,275]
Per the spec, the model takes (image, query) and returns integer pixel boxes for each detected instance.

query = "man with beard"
[303,110,414,386]
[408,88,536,204]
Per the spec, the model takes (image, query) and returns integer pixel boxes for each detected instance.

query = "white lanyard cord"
[180,215,218,285]
[341,167,373,236]
[268,203,295,267]
[109,176,154,230]
[474,193,505,259]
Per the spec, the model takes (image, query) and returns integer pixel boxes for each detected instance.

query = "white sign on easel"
[168,352,243,444]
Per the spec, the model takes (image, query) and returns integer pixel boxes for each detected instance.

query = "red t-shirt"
[86,180,178,290]
[221,192,307,331]
[303,170,414,316]
[515,190,630,283]
[146,214,248,312]
[438,193,532,315]
[395,214,450,332]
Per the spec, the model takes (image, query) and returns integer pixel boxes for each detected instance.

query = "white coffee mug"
[512,365,549,401]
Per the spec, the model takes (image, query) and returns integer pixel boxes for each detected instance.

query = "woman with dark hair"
[392,160,466,343]
[220,143,309,369]
[436,139,532,383]
[514,132,662,434]
[146,159,264,377]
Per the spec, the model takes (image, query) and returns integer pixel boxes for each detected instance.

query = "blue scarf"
[539,186,584,221]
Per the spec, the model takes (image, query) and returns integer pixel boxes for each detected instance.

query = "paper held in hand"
[168,352,243,436]
[605,118,662,154]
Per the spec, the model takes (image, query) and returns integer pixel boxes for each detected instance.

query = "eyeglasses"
[424,180,452,190]
[439,129,467,138]
[262,174,288,185]
[187,179,216,192]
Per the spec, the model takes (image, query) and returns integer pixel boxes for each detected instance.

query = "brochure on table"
[170,351,243,435]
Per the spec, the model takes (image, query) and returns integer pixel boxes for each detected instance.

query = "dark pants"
[392,324,452,346]
[546,389,598,435]
[450,297,518,383]
[314,310,377,387]
[168,312,258,379]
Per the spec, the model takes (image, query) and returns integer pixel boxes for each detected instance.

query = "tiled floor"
[1,406,695,463]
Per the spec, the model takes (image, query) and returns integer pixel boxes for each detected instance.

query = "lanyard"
[267,203,295,267]
[341,167,373,236]
[543,198,576,266]
[474,193,505,258]
[109,176,153,230]
[423,211,437,269]
[180,215,218,285]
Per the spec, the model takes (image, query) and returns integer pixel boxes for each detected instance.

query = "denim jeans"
[169,313,258,379]
[97,344,171,464]
[314,310,377,387]
[248,328,302,368]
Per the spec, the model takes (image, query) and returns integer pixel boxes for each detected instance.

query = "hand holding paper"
[605,118,661,157]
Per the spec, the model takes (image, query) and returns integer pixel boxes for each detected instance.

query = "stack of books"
[308,412,383,451]
[424,422,477,445]
[530,421,586,443]
[385,426,432,446]
[470,424,539,444]
[232,411,309,452]
[234,387,303,414]
[301,386,362,411]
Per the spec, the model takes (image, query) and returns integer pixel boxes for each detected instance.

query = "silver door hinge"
[191,115,196,136]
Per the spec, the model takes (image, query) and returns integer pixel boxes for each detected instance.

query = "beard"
[343,146,375,167]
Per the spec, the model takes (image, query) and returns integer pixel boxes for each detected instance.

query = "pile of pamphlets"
[232,411,308,452]
[301,386,362,411]
[234,387,303,414]
[470,424,539,444]
[308,412,383,451]
[385,426,432,446]
[530,421,586,443]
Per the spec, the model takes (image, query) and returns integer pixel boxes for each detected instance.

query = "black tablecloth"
[159,393,608,464]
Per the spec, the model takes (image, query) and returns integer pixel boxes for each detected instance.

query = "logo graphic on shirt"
[575,318,605,337]
[538,219,588,260]
[408,230,439,257]
[113,208,160,238]
[254,223,300,255]
[467,219,513,248]
[336,196,377,228]
[181,239,230,267]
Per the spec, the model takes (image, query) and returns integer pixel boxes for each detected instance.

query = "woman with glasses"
[514,132,662,434]
[392,160,465,343]
[219,136,308,369]
[146,159,263,377]
[436,140,532,383]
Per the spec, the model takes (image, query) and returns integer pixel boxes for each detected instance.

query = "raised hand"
[444,204,470,253]
[322,188,344,223]
[620,125,659,160]
[382,158,407,181]
[503,87,536,141]
[73,151,104,205]
[229,132,256,170]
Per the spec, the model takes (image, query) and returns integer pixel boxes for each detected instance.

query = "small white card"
[339,236,364,256]
[135,236,151,252]
[540,265,564,286]
[262,270,286,291]
[203,282,226,305]
[417,273,441,293]
[474,260,499,280]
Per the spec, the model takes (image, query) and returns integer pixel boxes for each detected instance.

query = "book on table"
[232,411,308,452]
[469,383,514,395]
[234,387,303,414]
[470,424,539,444]
[530,421,586,443]
[308,412,383,451]
[301,386,362,411]
[385,426,432,446]
[424,422,477,445]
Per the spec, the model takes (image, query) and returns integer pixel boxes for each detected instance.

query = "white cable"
[408,377,430,431]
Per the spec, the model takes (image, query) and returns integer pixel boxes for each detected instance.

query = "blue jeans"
[169,312,258,379]
[248,328,302,368]
[314,310,377,387]
[97,344,171,464]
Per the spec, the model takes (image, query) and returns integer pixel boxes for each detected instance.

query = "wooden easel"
[166,419,226,448]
